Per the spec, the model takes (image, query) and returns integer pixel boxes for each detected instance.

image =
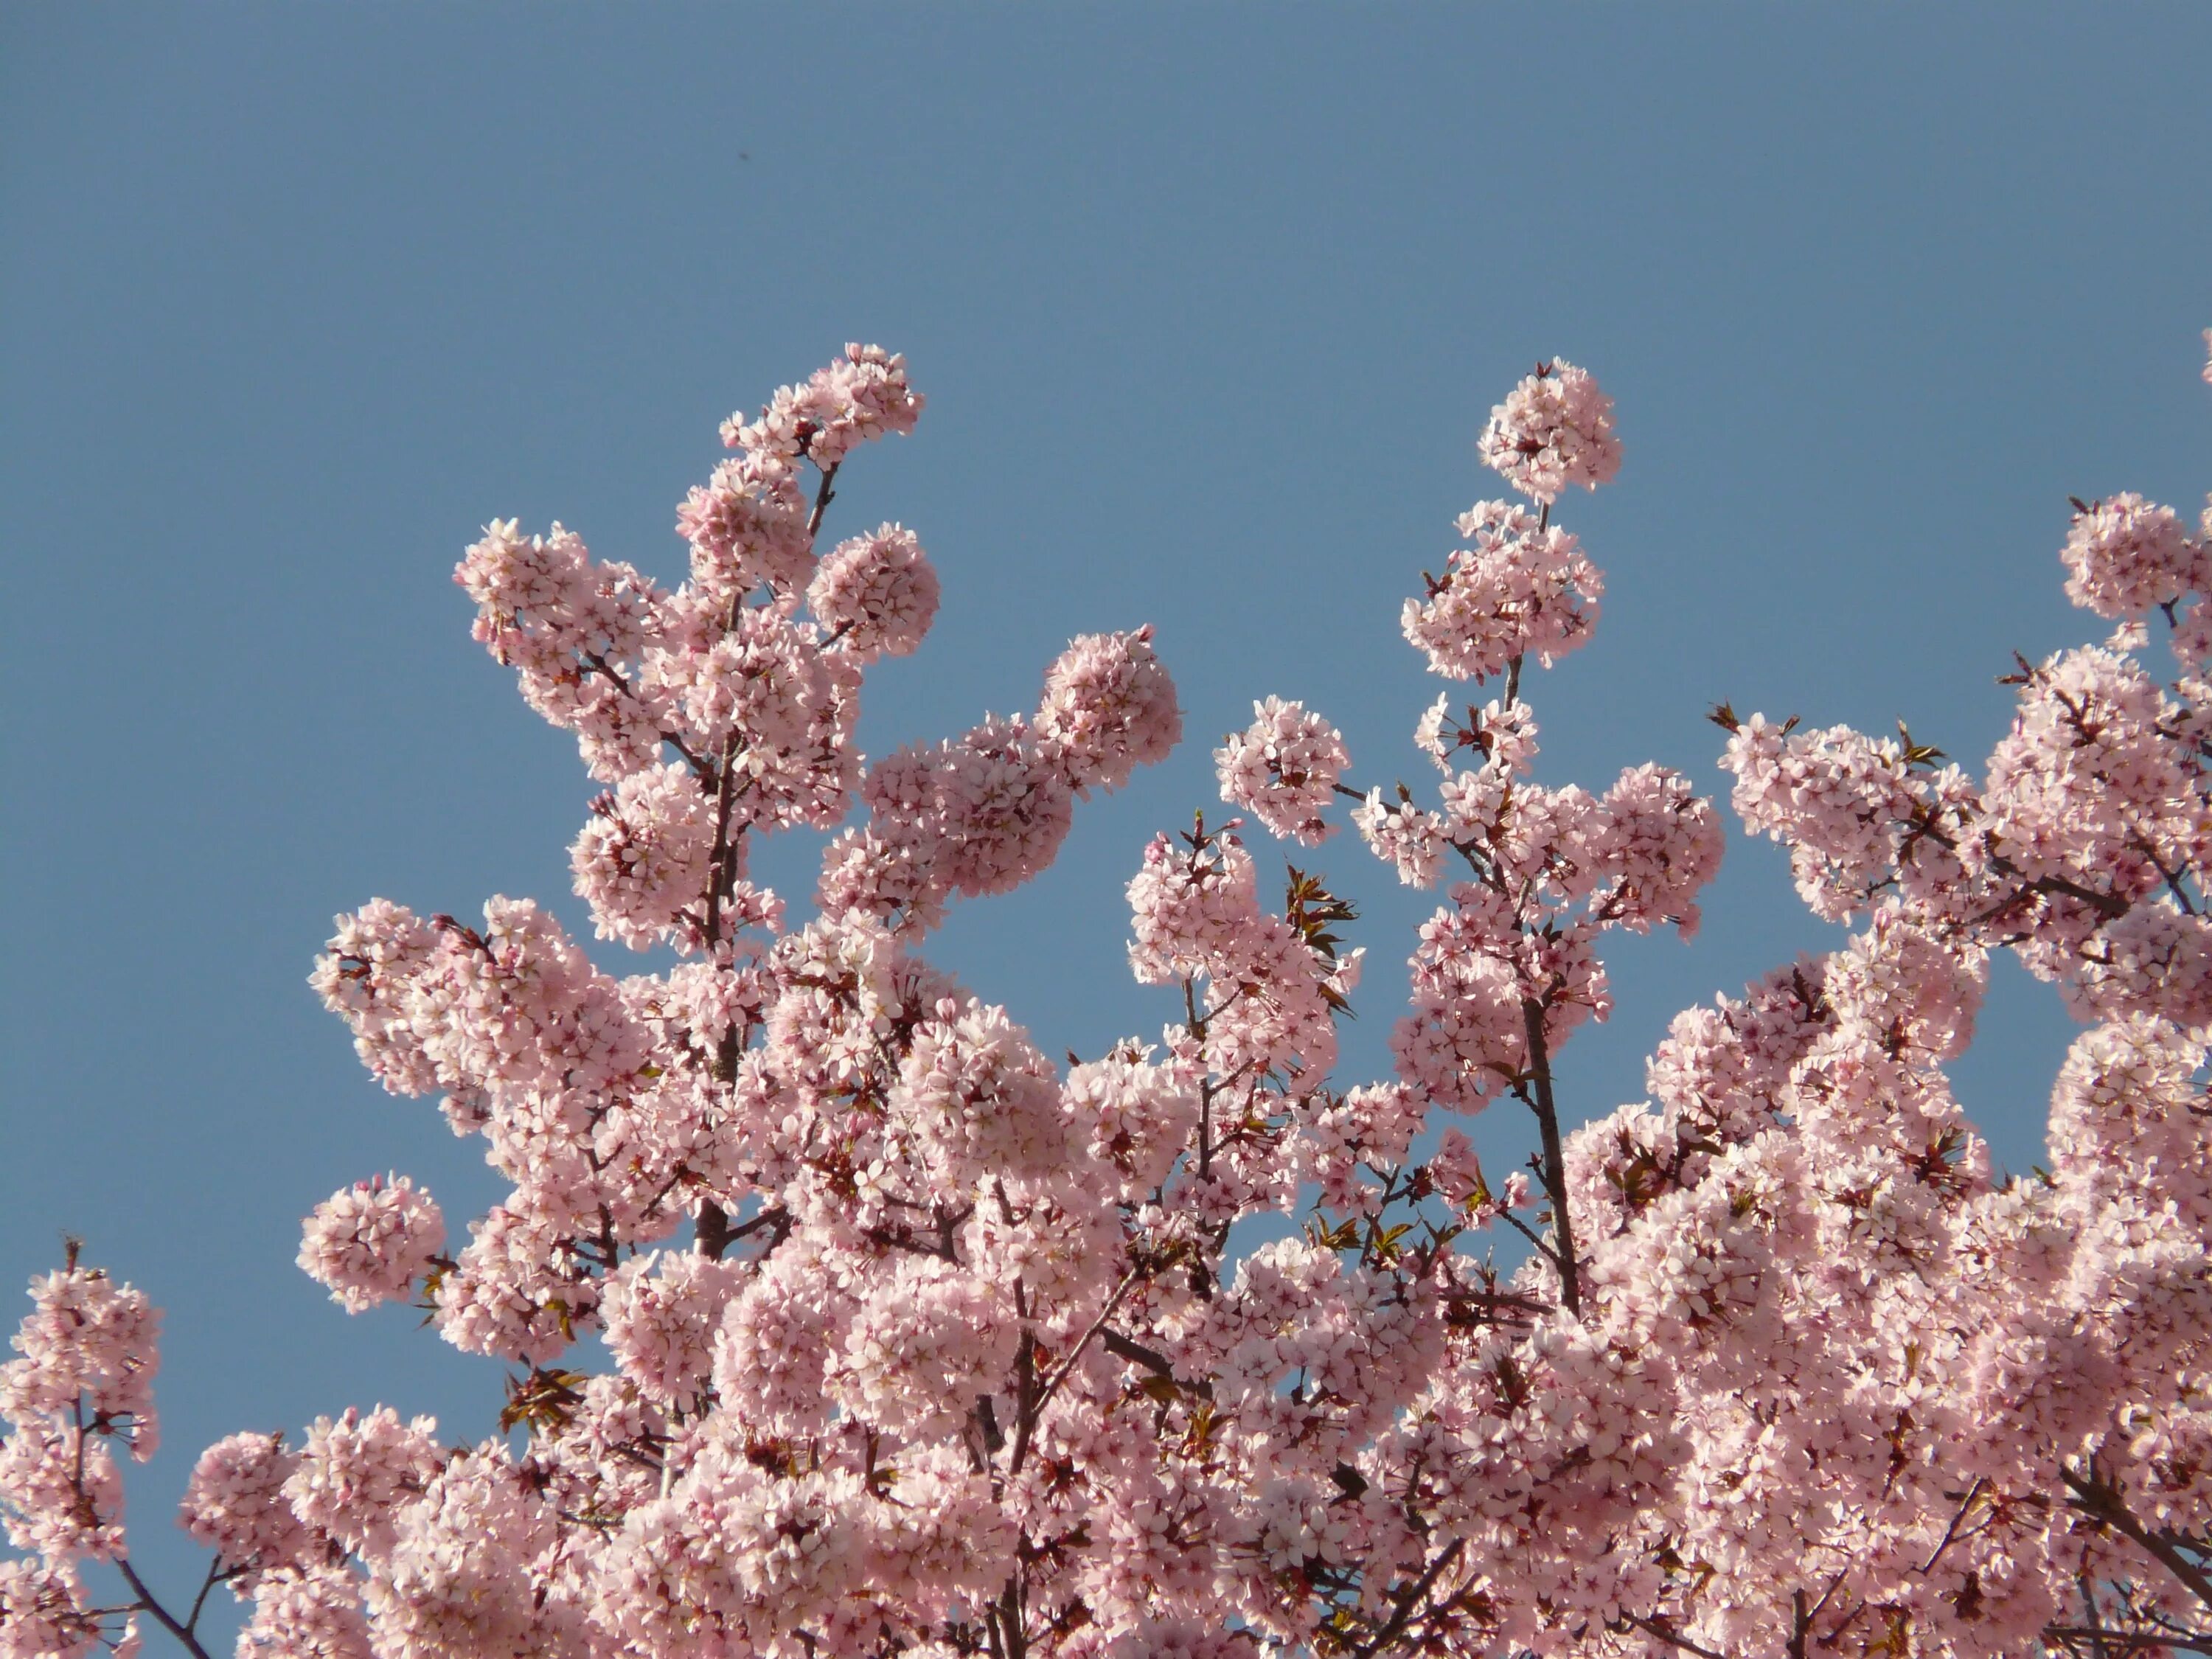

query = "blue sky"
[4,4,2209,1637]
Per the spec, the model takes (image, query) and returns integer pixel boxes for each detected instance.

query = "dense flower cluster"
[296,1178,446,1314]
[1216,698,1350,844]
[0,1257,159,1658]
[10,343,2212,1659]
[1402,502,1603,681]
[1474,359,1622,504]
[2060,492,2199,624]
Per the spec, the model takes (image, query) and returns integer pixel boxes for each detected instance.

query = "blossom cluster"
[1474,358,1622,504]
[1,1259,160,1658]
[1213,696,1350,845]
[1400,503,1602,682]
[11,342,2212,1659]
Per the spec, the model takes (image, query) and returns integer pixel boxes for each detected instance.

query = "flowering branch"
[13,339,2212,1659]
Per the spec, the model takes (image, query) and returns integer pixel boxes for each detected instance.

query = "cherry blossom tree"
[7,340,2212,1659]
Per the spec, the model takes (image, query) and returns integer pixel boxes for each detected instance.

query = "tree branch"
[1918,1478,1987,1576]
[1519,996,1582,1315]
[580,650,712,779]
[2044,1629,2212,1655]
[1021,1267,1144,1439]
[805,459,842,541]
[1611,1611,1735,1659]
[2062,1464,2212,1611]
[1352,1538,1464,1659]
[114,1557,216,1659]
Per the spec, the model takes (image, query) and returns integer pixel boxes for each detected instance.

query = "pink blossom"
[599,1251,742,1406]
[894,999,1071,1183]
[1215,698,1349,844]
[712,1237,848,1439]
[1066,1045,1200,1197]
[1352,789,1447,887]
[454,521,670,782]
[359,1444,562,1659]
[721,342,923,469]
[305,900,439,1096]
[2061,491,2199,619]
[808,523,941,661]
[297,1176,445,1314]
[1125,827,1261,983]
[933,716,1079,895]
[1475,358,1622,502]
[815,825,950,936]
[1294,1084,1427,1214]
[676,449,812,603]
[237,1567,372,1659]
[283,1406,442,1562]
[834,1257,1018,1438]
[1033,626,1182,795]
[431,1203,599,1363]
[1393,886,1610,1112]
[0,1560,100,1659]
[569,764,720,951]
[1591,762,1725,935]
[0,1423,125,1562]
[0,1265,159,1456]
[177,1431,307,1584]
[1401,500,1603,681]
[1721,712,1932,922]
[37,341,2212,1659]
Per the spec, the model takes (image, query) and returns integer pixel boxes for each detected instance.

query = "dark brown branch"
[805,460,842,541]
[1022,1267,1143,1439]
[1197,1077,1214,1183]
[1101,1328,1214,1398]
[1520,996,1582,1315]
[1918,1478,1987,1576]
[2070,1571,2115,1659]
[1006,1329,1041,1475]
[1612,1611,1734,1659]
[996,1576,1029,1659]
[1353,1537,1464,1659]
[1102,1328,1176,1376]
[64,1396,215,1659]
[2045,1630,2212,1655]
[2013,869,2132,921]
[183,1557,236,1635]
[2062,1464,2212,1611]
[701,726,749,1084]
[1496,1202,1563,1273]
[2129,838,2202,917]
[114,1557,217,1659]
[973,1394,1004,1458]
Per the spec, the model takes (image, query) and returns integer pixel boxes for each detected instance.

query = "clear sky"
[4,4,2209,1637]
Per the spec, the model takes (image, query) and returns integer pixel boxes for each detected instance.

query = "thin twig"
[1353,1538,1464,1659]
[1918,1478,1988,1575]
[114,1558,216,1659]
[182,1557,235,1635]
[1025,1267,1146,1430]
[580,651,713,778]
[805,460,842,541]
